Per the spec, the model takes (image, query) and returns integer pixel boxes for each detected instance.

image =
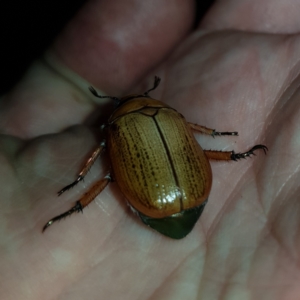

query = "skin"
[1,0,300,299]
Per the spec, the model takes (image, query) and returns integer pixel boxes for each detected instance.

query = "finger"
[201,0,300,33]
[0,0,195,138]
[53,0,196,95]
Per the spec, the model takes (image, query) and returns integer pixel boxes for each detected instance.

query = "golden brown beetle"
[43,77,267,239]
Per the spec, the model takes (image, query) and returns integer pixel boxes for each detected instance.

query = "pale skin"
[1,0,300,299]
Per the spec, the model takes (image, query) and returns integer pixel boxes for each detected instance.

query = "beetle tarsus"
[212,130,238,137]
[42,201,83,232]
[144,76,161,96]
[58,176,84,196]
[231,144,268,161]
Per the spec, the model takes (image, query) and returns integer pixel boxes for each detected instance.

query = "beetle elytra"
[43,77,267,239]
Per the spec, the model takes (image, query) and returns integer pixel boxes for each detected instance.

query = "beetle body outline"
[43,77,267,239]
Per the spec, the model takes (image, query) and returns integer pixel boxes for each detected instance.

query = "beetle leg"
[58,142,105,196]
[144,76,161,96]
[43,175,112,232]
[204,144,268,161]
[188,123,238,137]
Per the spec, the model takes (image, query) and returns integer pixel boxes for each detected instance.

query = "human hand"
[1,0,299,299]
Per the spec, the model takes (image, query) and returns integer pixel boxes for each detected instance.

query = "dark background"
[0,0,214,95]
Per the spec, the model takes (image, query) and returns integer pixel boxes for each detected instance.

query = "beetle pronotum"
[43,77,267,239]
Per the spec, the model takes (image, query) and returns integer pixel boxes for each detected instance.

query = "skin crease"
[1,0,300,299]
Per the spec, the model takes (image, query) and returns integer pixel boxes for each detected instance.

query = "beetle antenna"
[144,76,161,96]
[89,86,120,105]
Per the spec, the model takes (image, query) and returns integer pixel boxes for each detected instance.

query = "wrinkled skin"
[1,0,300,299]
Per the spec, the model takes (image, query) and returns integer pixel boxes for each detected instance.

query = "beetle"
[43,76,267,239]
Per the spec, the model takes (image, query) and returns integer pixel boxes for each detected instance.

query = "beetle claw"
[231,144,268,161]
[42,201,83,232]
